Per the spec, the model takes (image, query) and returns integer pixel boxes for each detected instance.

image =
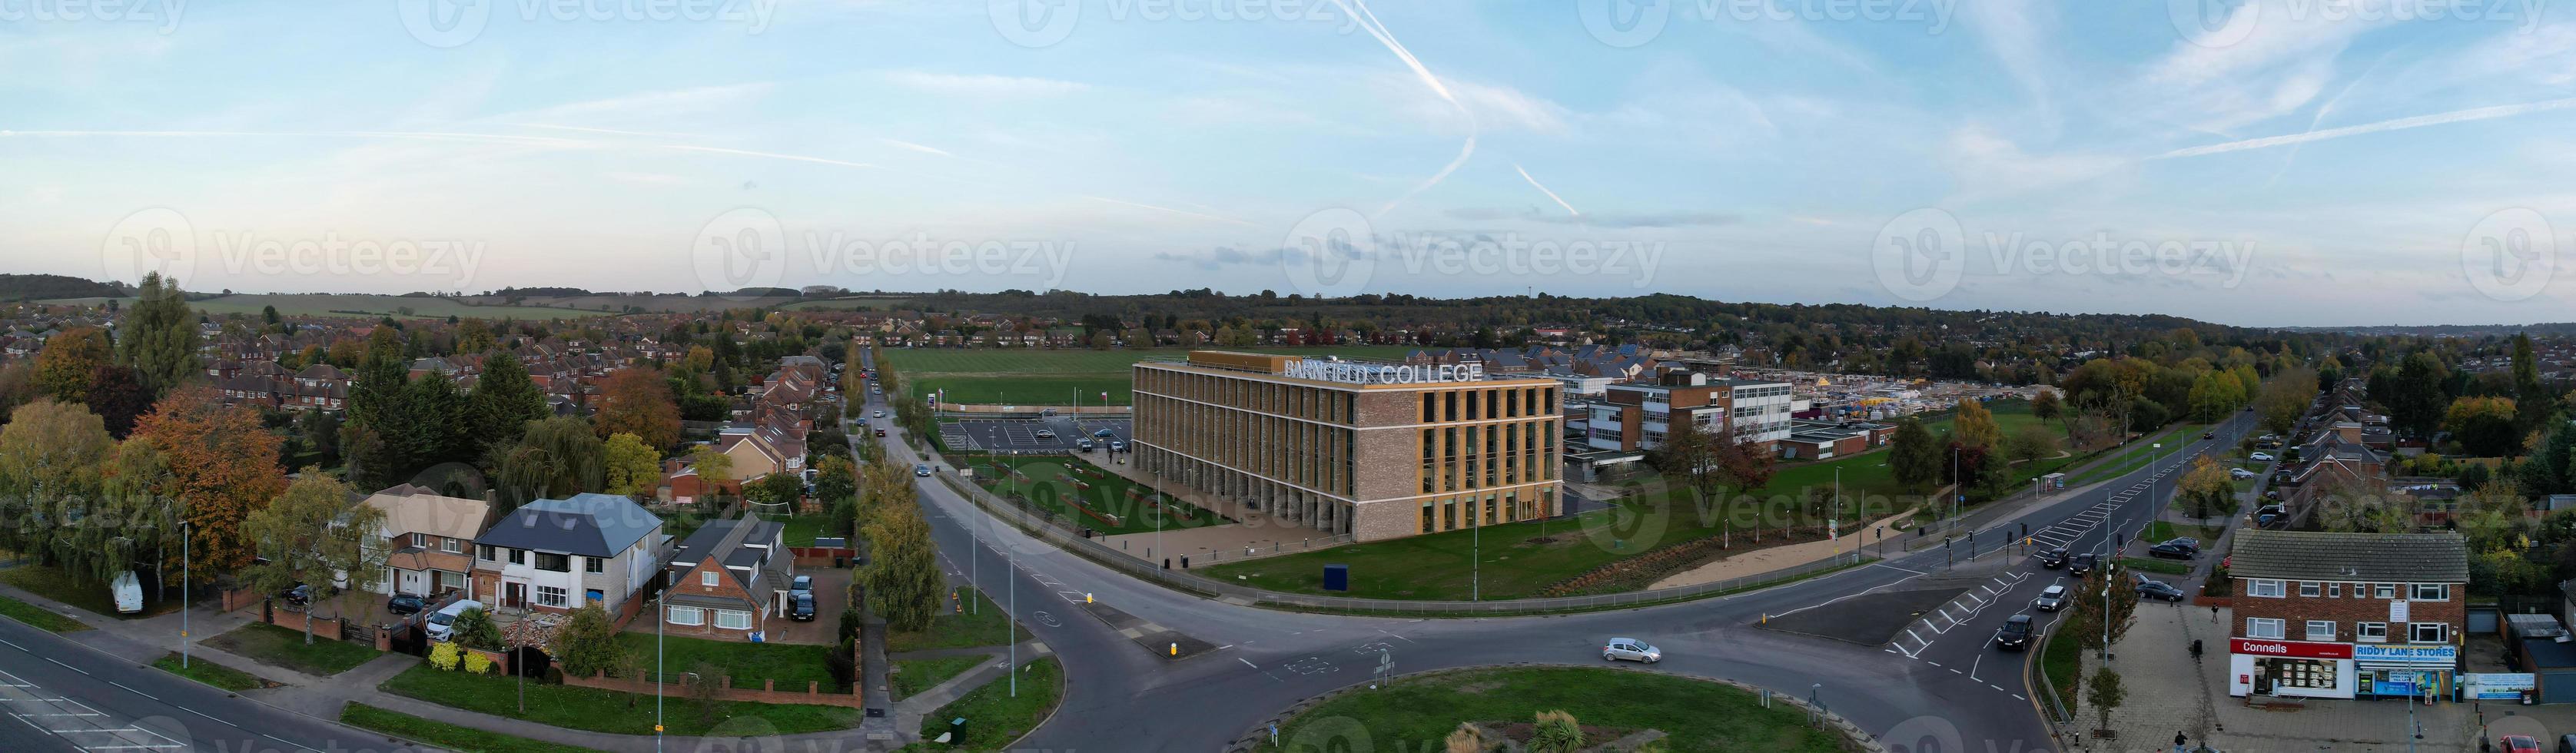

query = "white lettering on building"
[1281,359,1486,385]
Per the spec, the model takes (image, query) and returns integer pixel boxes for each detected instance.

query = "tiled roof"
[2227,529,2467,583]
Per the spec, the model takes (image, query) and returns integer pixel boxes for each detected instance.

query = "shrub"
[428,642,461,672]
[825,636,856,688]
[462,651,493,675]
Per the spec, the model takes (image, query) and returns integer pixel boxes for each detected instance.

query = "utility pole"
[656,592,665,753]
[1009,551,1017,698]
[1472,498,1482,602]
[181,521,190,669]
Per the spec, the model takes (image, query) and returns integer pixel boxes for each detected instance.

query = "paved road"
[861,342,2276,752]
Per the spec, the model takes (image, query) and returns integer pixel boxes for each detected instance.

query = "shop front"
[2229,638,2357,699]
[2355,644,2459,701]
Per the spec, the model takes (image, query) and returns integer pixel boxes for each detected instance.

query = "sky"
[5,0,2576,327]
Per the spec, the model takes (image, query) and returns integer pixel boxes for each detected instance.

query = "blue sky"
[5,0,2576,327]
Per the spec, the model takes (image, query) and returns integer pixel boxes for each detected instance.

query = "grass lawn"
[150,652,274,691]
[885,587,1031,653]
[964,455,1228,536]
[907,658,1062,752]
[2139,521,2224,544]
[380,662,861,736]
[891,655,989,700]
[0,593,88,632]
[0,564,187,619]
[883,346,1424,405]
[761,513,835,548]
[2040,629,2081,710]
[204,622,383,676]
[610,632,842,692]
[2120,557,2192,576]
[1276,666,1846,753]
[339,702,605,753]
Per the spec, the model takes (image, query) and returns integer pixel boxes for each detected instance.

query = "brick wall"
[264,608,344,641]
[2231,579,2466,643]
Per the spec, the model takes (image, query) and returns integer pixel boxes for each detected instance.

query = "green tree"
[240,472,388,645]
[2085,666,2125,734]
[450,606,503,651]
[2445,396,2521,457]
[2031,389,2062,421]
[118,272,201,396]
[32,326,112,404]
[466,352,549,449]
[601,432,662,497]
[2004,427,2060,467]
[2515,333,2556,433]
[861,503,944,632]
[745,471,803,509]
[495,416,605,509]
[1888,416,1943,491]
[552,604,621,678]
[2386,351,2453,440]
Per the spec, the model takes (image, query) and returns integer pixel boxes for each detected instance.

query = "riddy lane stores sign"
[1282,358,1486,385]
[2231,638,2353,659]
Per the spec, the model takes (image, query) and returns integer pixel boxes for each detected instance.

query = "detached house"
[361,485,494,599]
[658,512,793,641]
[471,493,665,617]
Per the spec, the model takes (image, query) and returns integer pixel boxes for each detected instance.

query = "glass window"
[2409,622,2448,643]
[2298,582,2321,597]
[508,549,525,566]
[2375,584,2396,599]
[667,606,704,626]
[534,553,570,572]
[2328,583,2341,598]
[2248,579,2286,598]
[2247,618,2285,639]
[536,586,567,607]
[715,610,753,630]
[2410,584,2448,601]
[701,570,718,587]
[411,532,426,547]
[584,557,604,574]
[2305,620,2335,641]
[477,544,497,562]
[442,539,462,554]
[2357,622,2388,642]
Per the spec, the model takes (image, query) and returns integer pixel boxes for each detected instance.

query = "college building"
[1582,369,1796,453]
[1131,351,1563,542]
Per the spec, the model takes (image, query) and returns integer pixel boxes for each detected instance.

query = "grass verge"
[0,564,185,619]
[891,655,989,701]
[904,658,1062,752]
[2040,629,2082,711]
[1276,666,1846,752]
[150,652,274,691]
[0,593,88,632]
[885,587,1031,653]
[380,662,861,736]
[339,702,606,753]
[2119,557,2193,576]
[205,622,383,676]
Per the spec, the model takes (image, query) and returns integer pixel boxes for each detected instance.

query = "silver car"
[2033,585,2067,612]
[1602,637,1661,664]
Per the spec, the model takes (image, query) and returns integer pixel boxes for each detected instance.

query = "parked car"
[790,575,814,596]
[2068,553,2097,576]
[2136,579,2188,602]
[278,584,314,605]
[2249,452,2275,462]
[2033,585,2068,612]
[2035,548,2068,569]
[2501,735,2541,753]
[1077,438,1095,451]
[1109,440,1126,452]
[111,571,143,615]
[425,599,483,642]
[1092,428,1116,438]
[1035,430,1057,440]
[2229,468,2255,479]
[914,463,932,477]
[1992,615,2035,650]
[856,418,868,427]
[2148,539,2199,560]
[387,594,430,616]
[1601,637,1661,664]
[789,593,817,622]
[2253,505,2287,527]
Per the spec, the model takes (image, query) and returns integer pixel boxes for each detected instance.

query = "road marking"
[179,705,237,727]
[1239,658,1259,669]
[106,682,155,702]
[0,638,22,651]
[43,658,87,675]
[1924,661,1940,668]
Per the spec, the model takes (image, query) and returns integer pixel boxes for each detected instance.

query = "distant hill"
[0,274,125,301]
[2280,323,2576,337]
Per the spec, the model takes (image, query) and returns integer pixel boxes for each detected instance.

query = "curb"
[1223,662,1883,753]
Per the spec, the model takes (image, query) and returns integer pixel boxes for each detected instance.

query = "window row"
[2246,579,2450,601]
[2246,617,2448,644]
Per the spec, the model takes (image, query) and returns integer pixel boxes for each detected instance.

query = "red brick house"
[658,513,792,641]
[2226,529,2468,701]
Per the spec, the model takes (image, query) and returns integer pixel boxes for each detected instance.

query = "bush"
[462,651,493,675]
[543,666,564,685]
[825,637,857,688]
[429,642,461,672]
[836,608,863,645]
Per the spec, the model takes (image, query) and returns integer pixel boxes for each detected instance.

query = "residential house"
[361,484,493,599]
[2226,529,2468,701]
[657,513,792,641]
[470,493,666,615]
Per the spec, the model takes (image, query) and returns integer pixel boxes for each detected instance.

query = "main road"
[856,348,2265,752]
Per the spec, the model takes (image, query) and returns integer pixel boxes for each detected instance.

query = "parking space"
[952,416,1134,453]
[765,567,851,645]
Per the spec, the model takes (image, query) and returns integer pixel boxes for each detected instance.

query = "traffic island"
[1239,665,1867,753]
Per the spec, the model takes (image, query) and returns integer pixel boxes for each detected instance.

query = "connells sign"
[1282,358,1486,386]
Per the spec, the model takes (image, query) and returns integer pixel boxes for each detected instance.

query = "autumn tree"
[861,502,944,632]
[593,367,682,449]
[131,388,286,572]
[1950,399,2002,453]
[601,433,662,497]
[689,444,735,509]
[2030,389,2062,421]
[118,272,200,396]
[2174,456,2236,519]
[0,400,115,560]
[240,472,387,644]
[32,326,112,404]
[2445,396,2521,458]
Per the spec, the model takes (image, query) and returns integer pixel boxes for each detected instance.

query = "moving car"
[2249,452,2275,462]
[2068,553,2097,576]
[2148,539,2199,560]
[2136,579,2188,602]
[2033,585,2068,612]
[914,463,932,477]
[871,410,885,418]
[1992,615,2035,650]
[2035,548,2069,569]
[2201,430,2214,440]
[1601,637,1661,664]
[387,594,430,616]
[789,593,817,622]
[875,428,888,437]
[789,575,814,596]
[425,599,483,642]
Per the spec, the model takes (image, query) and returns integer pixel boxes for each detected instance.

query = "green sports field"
[883,345,1426,405]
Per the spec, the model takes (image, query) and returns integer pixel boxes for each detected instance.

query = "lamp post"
[656,592,664,753]
[181,521,190,669]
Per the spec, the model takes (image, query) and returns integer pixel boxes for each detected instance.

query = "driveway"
[767,566,851,645]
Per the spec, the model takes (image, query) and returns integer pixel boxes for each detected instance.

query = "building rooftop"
[2226,529,2468,584]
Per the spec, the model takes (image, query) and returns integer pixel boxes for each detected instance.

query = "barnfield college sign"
[1282,358,1486,386]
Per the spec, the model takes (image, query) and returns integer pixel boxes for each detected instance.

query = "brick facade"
[661,555,773,641]
[2232,579,2465,645]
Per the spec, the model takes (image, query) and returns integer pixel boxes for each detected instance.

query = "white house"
[470,493,666,615]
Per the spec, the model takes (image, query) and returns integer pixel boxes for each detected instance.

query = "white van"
[425,599,483,642]
[111,571,142,615]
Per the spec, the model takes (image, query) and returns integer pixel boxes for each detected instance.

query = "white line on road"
[43,658,86,675]
[107,682,156,702]
[1239,658,1259,669]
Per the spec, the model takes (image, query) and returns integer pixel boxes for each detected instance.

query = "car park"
[2069,553,2097,576]
[2036,548,2068,569]
[2033,585,2068,612]
[1992,615,2034,650]
[2148,538,2199,559]
[1601,637,1661,664]
[387,594,429,615]
[2136,578,2188,602]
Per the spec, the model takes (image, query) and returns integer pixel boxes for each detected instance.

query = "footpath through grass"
[1277,666,1847,752]
[0,593,88,632]
[150,652,272,691]
[380,662,861,735]
[885,587,1031,653]
[891,655,988,700]
[340,702,606,753]
[205,622,383,676]
[902,658,1062,752]
[611,632,842,692]
[963,455,1228,536]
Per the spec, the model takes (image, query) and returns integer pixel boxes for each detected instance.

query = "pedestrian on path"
[2173,731,2188,753]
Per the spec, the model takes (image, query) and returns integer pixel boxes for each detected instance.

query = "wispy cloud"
[1512,164,1578,217]
[2156,96,2576,158]
[881,71,1089,97]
